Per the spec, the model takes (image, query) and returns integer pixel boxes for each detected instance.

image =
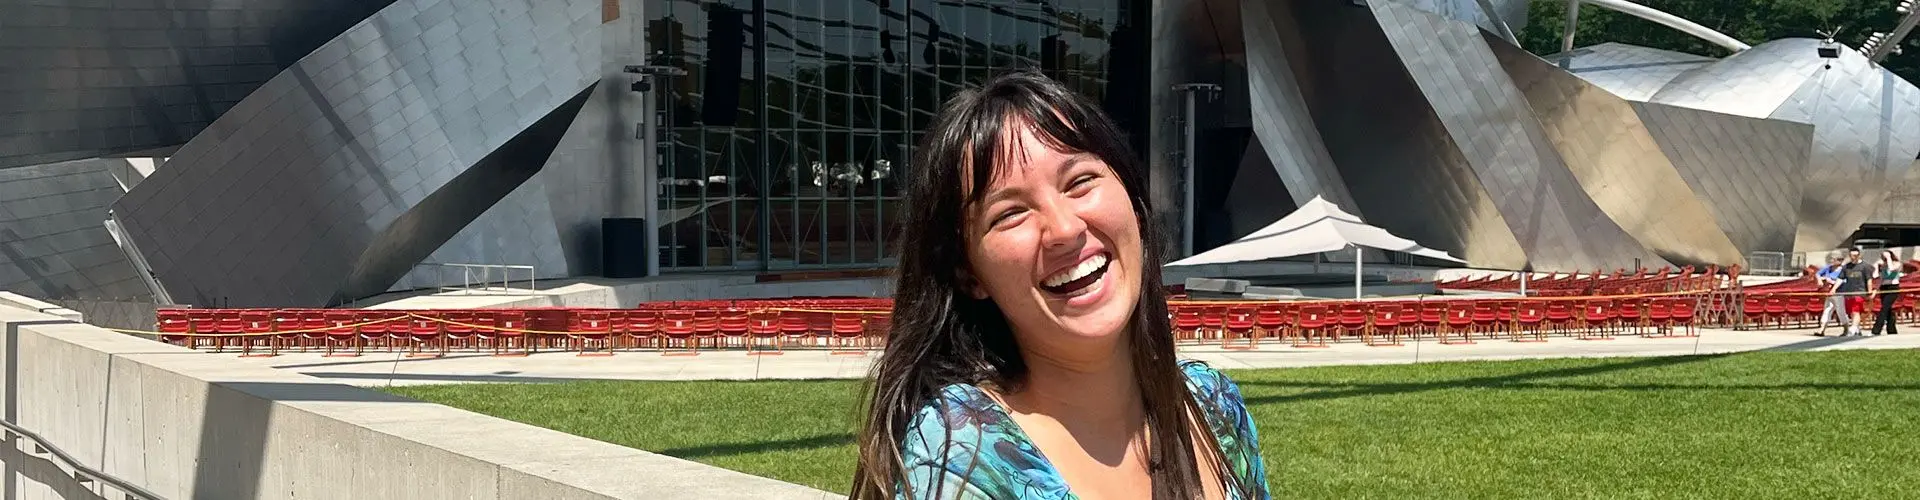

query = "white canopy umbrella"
[1168,195,1467,298]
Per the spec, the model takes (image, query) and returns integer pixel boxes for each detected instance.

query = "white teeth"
[1043,254,1109,288]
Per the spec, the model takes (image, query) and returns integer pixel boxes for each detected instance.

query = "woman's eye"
[990,208,1024,227]
[1067,174,1097,194]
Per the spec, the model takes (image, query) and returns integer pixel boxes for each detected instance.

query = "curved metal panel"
[0,0,394,168]
[1371,1,1669,272]
[1763,44,1920,250]
[1393,0,1529,36]
[1649,38,1825,119]
[1631,101,1813,254]
[1554,42,1712,101]
[0,159,149,300]
[1490,36,1742,266]
[1241,0,1361,214]
[1282,0,1527,269]
[110,0,606,307]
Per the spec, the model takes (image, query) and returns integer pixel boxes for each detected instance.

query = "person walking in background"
[1872,250,1903,335]
[1838,248,1873,336]
[1816,254,1849,336]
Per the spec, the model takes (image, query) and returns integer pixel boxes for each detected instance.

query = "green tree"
[1518,0,1918,83]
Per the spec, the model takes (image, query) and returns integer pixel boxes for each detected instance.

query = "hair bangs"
[957,86,1102,207]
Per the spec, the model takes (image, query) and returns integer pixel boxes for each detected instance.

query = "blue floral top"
[898,361,1269,499]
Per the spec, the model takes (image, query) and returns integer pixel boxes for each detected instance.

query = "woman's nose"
[1038,203,1087,249]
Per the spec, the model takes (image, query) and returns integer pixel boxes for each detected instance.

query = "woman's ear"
[957,269,990,300]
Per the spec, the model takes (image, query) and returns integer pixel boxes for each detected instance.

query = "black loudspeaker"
[603,217,651,278]
[702,5,745,126]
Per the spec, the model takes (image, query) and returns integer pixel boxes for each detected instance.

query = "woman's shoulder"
[1178,359,1238,395]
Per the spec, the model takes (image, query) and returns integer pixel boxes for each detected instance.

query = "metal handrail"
[2,418,164,500]
[415,262,539,295]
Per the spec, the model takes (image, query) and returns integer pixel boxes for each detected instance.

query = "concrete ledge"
[0,304,836,499]
[0,292,83,322]
[366,275,892,310]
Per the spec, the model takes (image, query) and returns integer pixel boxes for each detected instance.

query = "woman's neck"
[1008,337,1142,424]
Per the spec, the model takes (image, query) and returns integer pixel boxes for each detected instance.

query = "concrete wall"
[366,275,895,310]
[0,303,833,500]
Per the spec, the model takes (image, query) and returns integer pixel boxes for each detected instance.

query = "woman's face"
[962,122,1143,348]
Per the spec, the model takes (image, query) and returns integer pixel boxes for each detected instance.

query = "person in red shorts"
[1837,248,1874,336]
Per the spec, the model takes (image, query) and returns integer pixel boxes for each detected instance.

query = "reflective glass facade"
[644,0,1146,271]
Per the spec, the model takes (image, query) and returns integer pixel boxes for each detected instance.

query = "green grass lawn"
[382,350,1920,498]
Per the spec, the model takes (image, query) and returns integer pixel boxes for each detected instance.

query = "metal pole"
[1181,89,1197,258]
[1355,246,1363,299]
[1172,83,1220,258]
[1560,0,1581,58]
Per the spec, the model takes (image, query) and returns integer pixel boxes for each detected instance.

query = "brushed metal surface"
[1490,34,1742,266]
[110,0,607,307]
[1241,0,1361,213]
[1391,0,1529,36]
[1769,45,1920,250]
[0,158,150,300]
[1281,0,1527,270]
[0,0,394,168]
[1650,39,1920,251]
[1650,38,1825,119]
[1632,101,1813,255]
[1551,42,1712,101]
[1370,0,1668,271]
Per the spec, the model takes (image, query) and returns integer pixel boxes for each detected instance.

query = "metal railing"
[415,263,540,295]
[1746,251,1795,277]
[2,418,164,500]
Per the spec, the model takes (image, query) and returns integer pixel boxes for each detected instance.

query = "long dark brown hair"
[850,70,1242,499]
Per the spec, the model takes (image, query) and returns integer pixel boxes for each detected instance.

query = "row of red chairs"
[155,308,889,357]
[1169,297,1701,348]
[1740,292,1920,330]
[1437,265,1724,296]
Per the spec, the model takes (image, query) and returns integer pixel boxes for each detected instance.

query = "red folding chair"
[717,310,752,350]
[1250,305,1289,348]
[1579,300,1616,340]
[1512,301,1547,342]
[1293,305,1331,348]
[747,310,784,355]
[187,310,218,350]
[320,310,359,356]
[440,311,477,354]
[660,310,699,356]
[623,310,660,351]
[570,309,616,356]
[1369,303,1405,347]
[829,313,868,355]
[779,311,816,350]
[1172,308,1205,342]
[237,310,278,357]
[1669,298,1699,337]
[1441,303,1475,345]
[1221,307,1258,350]
[157,309,192,346]
[405,313,444,358]
[488,310,531,356]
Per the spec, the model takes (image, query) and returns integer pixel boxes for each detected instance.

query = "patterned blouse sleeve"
[1186,362,1271,500]
[897,395,996,500]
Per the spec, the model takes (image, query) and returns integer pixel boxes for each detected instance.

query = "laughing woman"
[849,70,1269,500]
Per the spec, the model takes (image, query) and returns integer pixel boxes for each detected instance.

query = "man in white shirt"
[1815,254,1849,336]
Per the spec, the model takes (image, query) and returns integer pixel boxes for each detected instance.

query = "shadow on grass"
[1238,353,1734,405]
[655,433,855,459]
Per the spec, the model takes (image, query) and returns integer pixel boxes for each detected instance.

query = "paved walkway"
[230,327,1920,387]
